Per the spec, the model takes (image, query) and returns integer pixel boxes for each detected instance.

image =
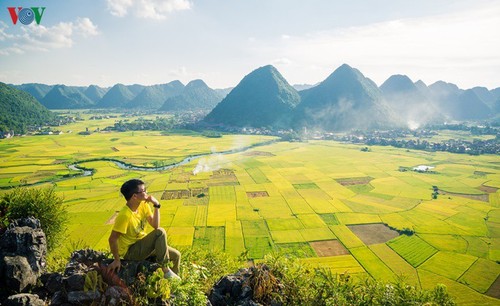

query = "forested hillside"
[0,83,55,134]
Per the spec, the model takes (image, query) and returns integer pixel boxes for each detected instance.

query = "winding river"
[68,139,277,176]
[0,139,278,189]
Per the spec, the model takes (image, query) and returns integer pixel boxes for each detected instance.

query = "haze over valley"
[3,63,499,135]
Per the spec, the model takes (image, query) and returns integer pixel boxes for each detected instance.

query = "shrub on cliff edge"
[0,186,68,250]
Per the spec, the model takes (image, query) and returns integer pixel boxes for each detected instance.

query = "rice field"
[349,246,395,282]
[418,251,477,280]
[369,243,420,287]
[387,235,438,267]
[1,119,499,305]
[458,258,500,293]
[300,255,365,275]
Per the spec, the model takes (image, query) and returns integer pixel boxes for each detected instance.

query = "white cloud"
[0,18,99,55]
[0,21,14,42]
[106,0,133,17]
[107,0,192,20]
[75,18,100,38]
[169,66,188,78]
[264,3,500,88]
[273,57,291,66]
[20,22,74,51]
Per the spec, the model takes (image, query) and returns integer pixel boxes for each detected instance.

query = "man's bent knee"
[170,248,181,260]
[154,227,167,237]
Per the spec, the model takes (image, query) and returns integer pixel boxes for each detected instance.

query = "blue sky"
[0,0,499,89]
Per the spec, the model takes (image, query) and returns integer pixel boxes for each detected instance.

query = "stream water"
[68,139,277,176]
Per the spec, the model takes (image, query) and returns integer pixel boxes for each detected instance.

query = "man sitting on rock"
[108,179,181,279]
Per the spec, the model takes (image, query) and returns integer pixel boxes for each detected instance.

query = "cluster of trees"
[0,83,56,135]
[104,117,175,132]
[427,124,499,135]
[364,136,499,155]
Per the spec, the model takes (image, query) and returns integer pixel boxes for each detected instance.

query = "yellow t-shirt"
[112,201,153,256]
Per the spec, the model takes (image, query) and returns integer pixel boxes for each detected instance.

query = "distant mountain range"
[8,63,500,131]
[13,79,224,113]
[160,80,223,112]
[380,74,443,126]
[41,85,95,109]
[204,64,499,131]
[129,81,184,110]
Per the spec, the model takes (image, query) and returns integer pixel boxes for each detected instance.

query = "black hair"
[120,179,145,201]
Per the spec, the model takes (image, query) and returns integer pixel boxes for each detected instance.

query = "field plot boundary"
[225,220,245,256]
[387,235,438,267]
[193,226,225,250]
[369,243,420,287]
[418,269,499,305]
[439,189,489,202]
[350,246,395,282]
[485,274,500,299]
[458,257,500,294]
[3,130,500,305]
[329,225,365,249]
[310,239,349,257]
[300,255,366,275]
[347,223,400,245]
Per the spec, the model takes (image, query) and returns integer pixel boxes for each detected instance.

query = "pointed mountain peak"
[429,81,461,92]
[159,79,221,112]
[113,83,127,89]
[168,80,184,87]
[246,65,283,80]
[414,80,427,87]
[380,74,416,93]
[318,64,373,90]
[255,64,277,72]
[84,84,108,103]
[330,63,357,77]
[328,63,354,75]
[414,80,431,96]
[296,64,396,131]
[97,83,135,108]
[41,84,93,109]
[301,63,381,103]
[203,65,300,128]
[186,79,208,88]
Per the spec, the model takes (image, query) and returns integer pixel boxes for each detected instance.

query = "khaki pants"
[124,228,181,274]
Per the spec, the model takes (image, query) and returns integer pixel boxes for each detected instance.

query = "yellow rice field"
[1,118,499,305]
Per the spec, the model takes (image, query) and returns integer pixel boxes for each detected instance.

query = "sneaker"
[165,269,181,280]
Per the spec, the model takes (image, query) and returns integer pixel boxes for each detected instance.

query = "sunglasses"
[134,188,147,194]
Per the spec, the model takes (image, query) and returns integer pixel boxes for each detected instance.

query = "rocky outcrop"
[0,217,47,297]
[0,218,164,305]
[39,249,163,305]
[209,265,283,306]
[1,218,283,306]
